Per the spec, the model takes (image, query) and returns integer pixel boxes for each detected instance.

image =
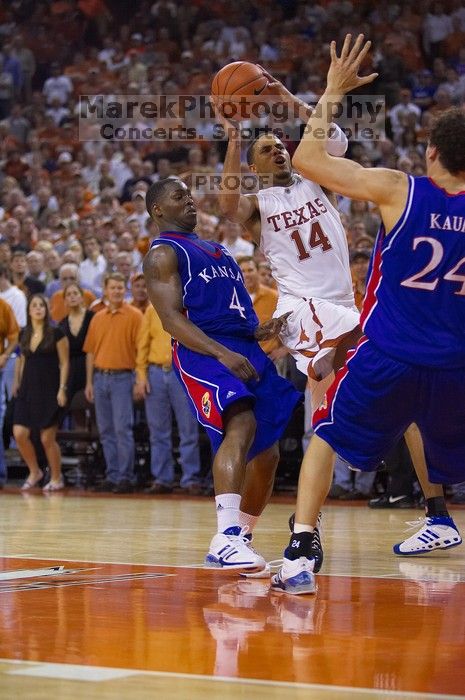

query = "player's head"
[246,133,292,184]
[146,177,197,232]
[426,107,465,176]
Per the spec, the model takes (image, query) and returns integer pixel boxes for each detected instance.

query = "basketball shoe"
[270,556,316,595]
[205,526,266,570]
[288,512,324,573]
[393,515,462,555]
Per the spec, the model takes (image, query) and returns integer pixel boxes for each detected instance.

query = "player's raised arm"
[143,245,258,382]
[211,100,259,228]
[292,34,408,229]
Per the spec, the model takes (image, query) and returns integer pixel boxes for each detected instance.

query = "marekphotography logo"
[78,94,385,143]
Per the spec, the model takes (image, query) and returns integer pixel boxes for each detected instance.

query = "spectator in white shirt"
[423,2,453,58]
[126,190,150,236]
[217,218,254,258]
[389,88,421,143]
[79,236,107,295]
[117,232,142,269]
[46,96,71,126]
[42,62,73,106]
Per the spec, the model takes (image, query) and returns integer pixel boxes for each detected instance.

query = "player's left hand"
[254,312,292,341]
[326,33,378,95]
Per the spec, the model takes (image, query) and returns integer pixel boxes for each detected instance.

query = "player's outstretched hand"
[218,348,259,383]
[327,33,378,95]
[254,311,292,341]
[210,95,240,137]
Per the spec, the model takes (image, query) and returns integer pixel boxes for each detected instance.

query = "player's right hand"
[218,349,259,383]
[210,95,241,136]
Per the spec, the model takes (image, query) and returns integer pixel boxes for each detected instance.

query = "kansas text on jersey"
[151,231,259,337]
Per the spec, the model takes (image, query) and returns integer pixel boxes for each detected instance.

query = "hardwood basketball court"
[0,492,464,699]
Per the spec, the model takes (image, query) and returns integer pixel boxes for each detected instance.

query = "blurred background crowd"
[0,0,464,503]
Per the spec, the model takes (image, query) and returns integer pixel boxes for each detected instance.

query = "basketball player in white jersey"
[213,77,456,560]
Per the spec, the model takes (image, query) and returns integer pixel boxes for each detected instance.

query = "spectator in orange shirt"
[84,273,143,493]
[49,263,96,322]
[0,298,19,487]
[238,256,288,368]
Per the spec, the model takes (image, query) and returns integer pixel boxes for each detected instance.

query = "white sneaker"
[205,527,266,570]
[393,516,462,555]
[271,556,316,595]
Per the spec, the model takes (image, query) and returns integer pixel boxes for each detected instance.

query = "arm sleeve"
[326,123,348,157]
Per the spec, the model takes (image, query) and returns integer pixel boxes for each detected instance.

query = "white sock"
[239,511,259,533]
[293,522,314,534]
[215,493,242,533]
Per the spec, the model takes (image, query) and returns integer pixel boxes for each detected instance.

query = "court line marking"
[1,659,463,698]
[1,555,464,582]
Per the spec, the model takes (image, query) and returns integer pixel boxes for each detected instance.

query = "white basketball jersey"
[256,175,354,303]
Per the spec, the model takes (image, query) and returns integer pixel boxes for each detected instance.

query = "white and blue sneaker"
[271,557,316,595]
[393,516,462,556]
[205,527,266,570]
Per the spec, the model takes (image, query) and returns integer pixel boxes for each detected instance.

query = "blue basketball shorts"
[313,336,465,484]
[172,335,302,461]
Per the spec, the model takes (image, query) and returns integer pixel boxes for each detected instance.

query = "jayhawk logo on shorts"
[319,395,328,410]
[201,391,211,418]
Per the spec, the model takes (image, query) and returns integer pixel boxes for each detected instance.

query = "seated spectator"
[3,218,29,253]
[217,218,254,257]
[26,250,47,286]
[79,235,107,295]
[114,251,136,298]
[117,231,142,268]
[129,272,149,313]
[49,263,96,323]
[44,249,63,293]
[10,250,45,296]
[258,261,277,290]
[350,249,370,312]
[13,294,69,491]
[126,190,151,236]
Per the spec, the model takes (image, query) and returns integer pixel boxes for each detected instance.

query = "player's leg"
[393,423,462,556]
[206,399,267,570]
[271,434,335,595]
[239,441,280,530]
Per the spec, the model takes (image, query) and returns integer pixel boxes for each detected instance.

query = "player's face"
[251,135,292,180]
[159,181,197,230]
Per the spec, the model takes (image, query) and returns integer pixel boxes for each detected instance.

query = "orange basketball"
[211,61,268,98]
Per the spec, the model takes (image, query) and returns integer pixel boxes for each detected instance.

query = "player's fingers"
[330,40,337,63]
[354,39,372,69]
[359,72,379,86]
[347,33,364,63]
[340,33,352,61]
[245,360,259,381]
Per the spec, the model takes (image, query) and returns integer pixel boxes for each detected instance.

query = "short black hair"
[429,107,465,175]
[145,177,180,217]
[246,136,262,166]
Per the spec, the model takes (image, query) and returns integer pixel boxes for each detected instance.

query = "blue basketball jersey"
[361,176,465,368]
[151,231,258,337]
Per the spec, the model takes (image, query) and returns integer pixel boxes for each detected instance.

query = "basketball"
[212,61,268,98]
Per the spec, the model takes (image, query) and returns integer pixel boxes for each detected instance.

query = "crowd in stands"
[0,0,464,502]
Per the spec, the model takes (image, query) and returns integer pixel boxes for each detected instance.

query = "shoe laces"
[403,516,429,532]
